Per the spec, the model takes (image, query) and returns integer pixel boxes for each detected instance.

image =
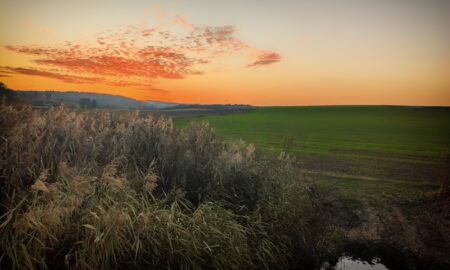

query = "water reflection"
[320,242,440,270]
[333,256,389,270]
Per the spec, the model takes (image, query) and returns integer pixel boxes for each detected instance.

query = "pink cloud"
[5,18,281,91]
[247,51,281,67]
[1,66,101,84]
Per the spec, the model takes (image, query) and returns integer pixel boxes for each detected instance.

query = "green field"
[175,106,450,184]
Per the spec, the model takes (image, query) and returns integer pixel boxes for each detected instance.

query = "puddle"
[330,255,389,270]
[320,242,445,270]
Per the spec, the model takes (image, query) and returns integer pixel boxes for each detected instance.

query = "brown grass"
[0,101,342,269]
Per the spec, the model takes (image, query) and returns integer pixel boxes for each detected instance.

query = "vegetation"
[175,106,450,183]
[78,97,97,109]
[175,106,450,157]
[1,101,448,269]
[0,101,348,269]
[175,106,450,269]
[0,82,18,104]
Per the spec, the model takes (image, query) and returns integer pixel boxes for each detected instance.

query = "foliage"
[175,106,450,183]
[0,102,343,269]
[0,83,18,104]
[78,98,97,109]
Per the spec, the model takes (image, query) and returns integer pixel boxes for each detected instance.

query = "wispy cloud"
[172,16,195,29]
[5,17,280,91]
[1,66,101,84]
[247,51,281,67]
[1,66,166,93]
[0,69,14,77]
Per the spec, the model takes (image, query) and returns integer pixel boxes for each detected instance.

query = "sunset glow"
[1,0,449,105]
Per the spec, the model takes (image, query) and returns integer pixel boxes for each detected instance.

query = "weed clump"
[0,102,341,269]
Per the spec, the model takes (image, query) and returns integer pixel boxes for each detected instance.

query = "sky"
[0,0,449,105]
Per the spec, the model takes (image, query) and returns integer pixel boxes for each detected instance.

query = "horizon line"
[7,88,450,108]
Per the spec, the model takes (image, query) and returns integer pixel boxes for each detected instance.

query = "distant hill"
[164,104,253,111]
[144,100,179,110]
[154,104,254,118]
[0,89,253,112]
[12,90,179,110]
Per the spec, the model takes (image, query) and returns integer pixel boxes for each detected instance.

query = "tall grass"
[0,101,342,269]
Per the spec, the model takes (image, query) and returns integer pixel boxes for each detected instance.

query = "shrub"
[0,102,342,269]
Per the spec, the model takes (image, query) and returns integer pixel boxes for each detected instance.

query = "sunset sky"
[1,0,449,105]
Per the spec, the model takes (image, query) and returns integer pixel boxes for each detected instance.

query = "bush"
[0,102,342,269]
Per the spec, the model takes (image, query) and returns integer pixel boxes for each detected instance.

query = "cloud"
[0,69,14,77]
[1,66,165,93]
[182,25,248,55]
[247,51,281,67]
[5,18,281,91]
[34,51,192,79]
[106,80,168,93]
[1,66,101,84]
[172,16,195,29]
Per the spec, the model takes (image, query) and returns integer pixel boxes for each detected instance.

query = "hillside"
[0,86,251,112]
[14,90,177,110]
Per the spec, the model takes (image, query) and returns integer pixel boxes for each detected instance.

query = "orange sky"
[1,0,449,105]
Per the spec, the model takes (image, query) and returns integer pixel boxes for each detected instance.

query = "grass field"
[175,106,450,184]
